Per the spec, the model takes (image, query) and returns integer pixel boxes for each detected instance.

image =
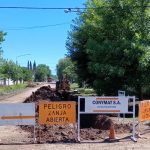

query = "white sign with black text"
[84,96,128,113]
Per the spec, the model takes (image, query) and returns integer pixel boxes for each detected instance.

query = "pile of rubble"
[22,85,133,143]
[24,85,77,103]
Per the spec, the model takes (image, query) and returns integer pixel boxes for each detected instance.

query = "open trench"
[21,85,133,143]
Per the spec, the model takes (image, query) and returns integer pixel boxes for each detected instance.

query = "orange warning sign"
[39,101,76,125]
[139,100,150,122]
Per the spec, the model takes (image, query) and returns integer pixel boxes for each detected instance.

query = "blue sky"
[0,0,86,75]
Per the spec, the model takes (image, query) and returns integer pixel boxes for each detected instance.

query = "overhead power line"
[0,22,70,31]
[0,6,87,10]
[0,6,150,10]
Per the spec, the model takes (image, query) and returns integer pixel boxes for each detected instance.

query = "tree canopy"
[1,60,33,83]
[0,32,4,60]
[67,0,150,98]
[0,31,4,45]
[34,64,51,82]
[56,57,78,82]
[22,67,33,81]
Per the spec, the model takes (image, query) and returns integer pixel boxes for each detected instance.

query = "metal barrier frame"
[78,96,136,142]
[0,103,36,143]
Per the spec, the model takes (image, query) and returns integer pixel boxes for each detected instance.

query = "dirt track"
[0,83,150,150]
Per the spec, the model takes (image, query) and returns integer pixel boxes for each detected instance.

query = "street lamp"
[16,53,31,65]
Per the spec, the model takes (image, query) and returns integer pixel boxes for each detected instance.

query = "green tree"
[21,67,33,81]
[0,32,5,78]
[34,64,51,82]
[33,60,36,72]
[12,65,23,83]
[30,61,32,71]
[1,60,23,84]
[27,61,30,70]
[0,31,4,46]
[56,57,78,82]
[67,0,150,98]
[0,50,4,78]
[1,60,14,80]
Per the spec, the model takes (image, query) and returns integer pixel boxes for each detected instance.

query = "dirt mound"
[21,124,78,143]
[94,115,114,130]
[22,85,133,143]
[80,123,133,141]
[24,86,61,102]
[24,85,77,103]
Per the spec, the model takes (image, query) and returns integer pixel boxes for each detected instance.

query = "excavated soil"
[21,85,133,143]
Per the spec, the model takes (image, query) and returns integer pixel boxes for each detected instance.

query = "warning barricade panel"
[139,100,150,122]
[78,96,137,142]
[39,101,76,125]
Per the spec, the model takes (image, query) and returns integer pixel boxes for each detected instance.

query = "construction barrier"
[139,100,150,122]
[117,90,126,123]
[0,103,36,142]
[39,101,76,125]
[138,100,150,136]
[78,96,136,142]
[0,97,137,143]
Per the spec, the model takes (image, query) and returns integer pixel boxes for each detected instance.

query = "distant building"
[0,78,23,86]
[0,78,13,85]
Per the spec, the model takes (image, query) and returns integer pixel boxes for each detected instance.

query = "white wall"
[0,78,23,86]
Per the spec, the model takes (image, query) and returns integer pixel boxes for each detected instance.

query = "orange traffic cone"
[109,125,117,141]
